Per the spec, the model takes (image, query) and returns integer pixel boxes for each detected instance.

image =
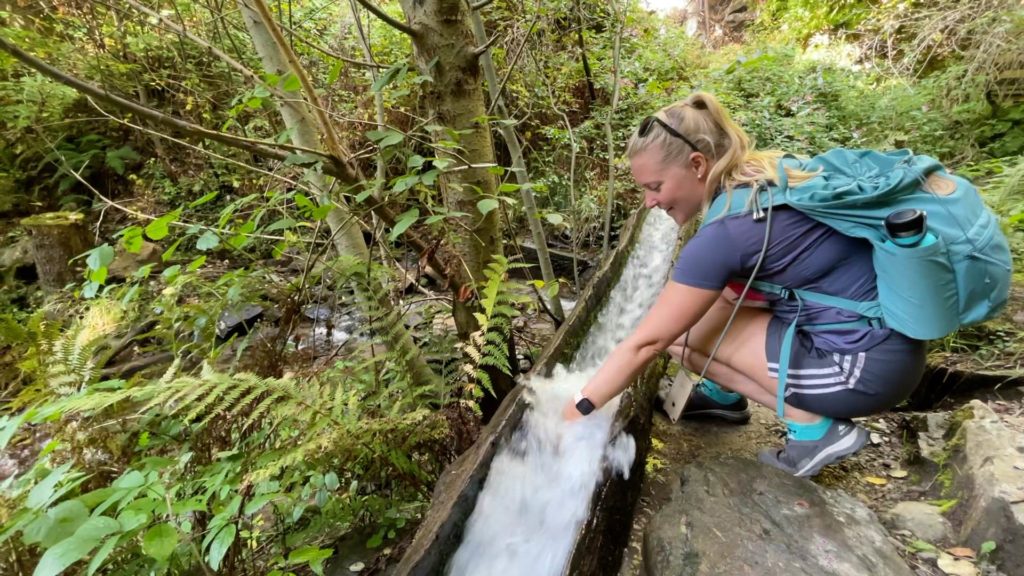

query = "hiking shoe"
[758,419,868,477]
[681,385,751,424]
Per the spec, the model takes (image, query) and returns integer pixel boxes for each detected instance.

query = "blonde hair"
[626,92,817,209]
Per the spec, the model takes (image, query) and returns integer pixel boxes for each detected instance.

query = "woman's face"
[630,147,707,226]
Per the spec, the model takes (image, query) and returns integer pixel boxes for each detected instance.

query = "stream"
[445,210,679,576]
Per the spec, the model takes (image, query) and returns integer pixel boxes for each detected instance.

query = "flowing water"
[447,211,680,576]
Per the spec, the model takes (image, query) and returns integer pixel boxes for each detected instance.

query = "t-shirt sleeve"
[671,220,743,290]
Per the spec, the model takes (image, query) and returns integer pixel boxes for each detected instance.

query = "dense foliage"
[0,0,1021,574]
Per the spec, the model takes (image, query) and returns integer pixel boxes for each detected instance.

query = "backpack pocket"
[873,236,960,340]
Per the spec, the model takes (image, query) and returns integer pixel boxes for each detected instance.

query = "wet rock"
[884,501,953,543]
[302,304,332,322]
[644,456,912,576]
[0,235,35,280]
[951,401,1024,575]
[912,412,952,463]
[216,304,265,339]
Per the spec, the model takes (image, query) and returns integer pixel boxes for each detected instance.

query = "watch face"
[575,398,596,416]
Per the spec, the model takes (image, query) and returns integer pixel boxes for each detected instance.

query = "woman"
[562,92,927,477]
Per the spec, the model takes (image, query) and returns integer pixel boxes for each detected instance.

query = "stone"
[644,457,912,576]
[107,240,161,279]
[951,401,1024,575]
[917,412,952,463]
[216,304,265,339]
[884,501,953,543]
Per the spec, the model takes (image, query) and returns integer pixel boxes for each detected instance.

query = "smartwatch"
[574,391,596,416]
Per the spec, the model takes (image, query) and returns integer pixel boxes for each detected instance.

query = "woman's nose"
[644,195,658,209]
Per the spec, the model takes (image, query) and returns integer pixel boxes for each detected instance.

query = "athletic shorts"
[765,317,927,419]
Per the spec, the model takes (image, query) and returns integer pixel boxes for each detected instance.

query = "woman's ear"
[690,152,708,180]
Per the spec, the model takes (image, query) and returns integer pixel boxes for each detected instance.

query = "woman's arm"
[562,281,721,420]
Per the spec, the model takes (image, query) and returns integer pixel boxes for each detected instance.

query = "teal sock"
[785,416,833,441]
[698,378,741,403]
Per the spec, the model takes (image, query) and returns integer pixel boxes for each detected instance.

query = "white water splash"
[447,211,679,576]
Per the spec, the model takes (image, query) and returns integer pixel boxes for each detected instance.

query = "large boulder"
[950,400,1024,575]
[644,457,912,576]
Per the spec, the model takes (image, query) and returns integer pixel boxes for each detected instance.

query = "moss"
[20,211,85,227]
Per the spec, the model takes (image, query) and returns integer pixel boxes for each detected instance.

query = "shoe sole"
[794,426,869,477]
[681,408,751,424]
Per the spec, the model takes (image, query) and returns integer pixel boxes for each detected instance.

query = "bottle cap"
[885,209,927,239]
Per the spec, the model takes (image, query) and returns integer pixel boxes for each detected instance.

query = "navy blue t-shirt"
[672,207,890,352]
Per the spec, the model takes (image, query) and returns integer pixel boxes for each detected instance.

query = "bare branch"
[120,0,290,98]
[470,0,496,10]
[472,33,500,57]
[351,0,417,37]
[271,17,387,69]
[486,18,537,116]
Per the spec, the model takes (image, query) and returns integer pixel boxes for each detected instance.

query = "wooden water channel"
[394,209,689,576]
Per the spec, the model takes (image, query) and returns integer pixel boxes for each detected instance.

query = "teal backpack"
[702,148,1012,417]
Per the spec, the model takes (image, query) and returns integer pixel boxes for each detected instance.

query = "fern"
[460,255,532,398]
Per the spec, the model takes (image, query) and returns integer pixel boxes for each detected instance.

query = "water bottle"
[885,209,934,247]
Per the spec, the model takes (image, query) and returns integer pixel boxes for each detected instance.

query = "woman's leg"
[671,295,821,423]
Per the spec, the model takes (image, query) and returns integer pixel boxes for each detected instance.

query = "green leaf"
[371,62,406,93]
[145,209,180,241]
[195,231,220,251]
[407,155,425,169]
[161,238,183,262]
[105,146,140,175]
[907,539,937,553]
[378,131,404,148]
[27,463,73,509]
[88,267,108,285]
[498,182,520,193]
[545,213,565,226]
[186,256,206,272]
[119,227,144,253]
[189,192,218,208]
[161,265,181,281]
[86,536,119,576]
[283,153,321,167]
[142,523,178,561]
[324,473,339,491]
[114,509,149,533]
[281,73,302,92]
[389,209,419,241]
[265,218,296,232]
[85,244,114,272]
[477,199,499,216]
[206,524,236,571]
[34,534,101,576]
[980,540,996,556]
[34,517,120,576]
[42,500,89,548]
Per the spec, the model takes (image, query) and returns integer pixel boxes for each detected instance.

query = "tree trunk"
[397,0,502,336]
[469,10,564,323]
[602,0,625,257]
[20,211,91,292]
[238,0,441,390]
[397,0,512,399]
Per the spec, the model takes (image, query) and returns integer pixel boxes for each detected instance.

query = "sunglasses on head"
[638,115,700,152]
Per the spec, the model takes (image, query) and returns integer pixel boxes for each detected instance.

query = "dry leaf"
[863,475,888,486]
[888,469,909,479]
[946,547,976,559]
[937,553,978,576]
[870,432,884,445]
[349,562,366,572]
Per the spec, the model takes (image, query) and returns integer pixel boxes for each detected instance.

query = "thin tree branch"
[271,17,387,69]
[472,33,500,57]
[350,0,416,37]
[485,17,537,116]
[119,0,289,98]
